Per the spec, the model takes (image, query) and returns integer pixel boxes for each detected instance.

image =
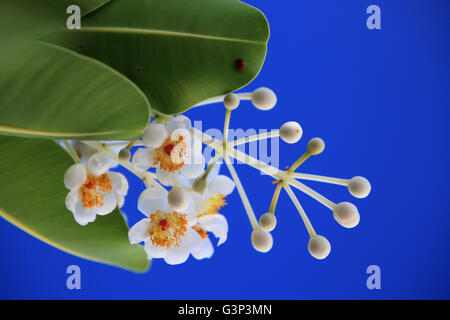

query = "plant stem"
[284,184,317,238]
[269,183,283,214]
[288,179,336,210]
[224,156,259,230]
[62,140,80,163]
[193,92,252,108]
[228,130,280,147]
[222,109,232,157]
[287,151,311,173]
[291,173,349,186]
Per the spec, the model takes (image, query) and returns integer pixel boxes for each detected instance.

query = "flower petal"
[108,171,129,196]
[183,198,198,227]
[87,153,111,176]
[73,201,97,226]
[64,163,87,190]
[138,187,169,216]
[132,148,154,171]
[208,175,235,196]
[144,241,168,259]
[163,229,201,264]
[198,214,228,245]
[183,227,203,253]
[164,246,190,265]
[65,188,80,213]
[192,238,214,260]
[166,115,192,134]
[205,160,222,185]
[180,155,205,179]
[143,122,168,148]
[95,191,117,215]
[128,218,151,245]
[156,167,180,186]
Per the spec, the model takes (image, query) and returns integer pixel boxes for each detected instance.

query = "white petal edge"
[198,214,228,246]
[64,163,87,190]
[208,175,235,196]
[132,148,154,171]
[180,155,205,179]
[65,188,80,213]
[128,218,151,245]
[144,241,168,259]
[156,167,180,186]
[108,171,129,196]
[143,123,168,148]
[73,201,97,226]
[192,238,214,260]
[87,153,111,176]
[95,191,117,215]
[138,187,169,216]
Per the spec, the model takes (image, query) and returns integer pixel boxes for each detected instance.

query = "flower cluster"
[62,86,371,267]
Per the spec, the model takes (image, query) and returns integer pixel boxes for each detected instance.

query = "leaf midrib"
[74,26,266,45]
[0,124,142,138]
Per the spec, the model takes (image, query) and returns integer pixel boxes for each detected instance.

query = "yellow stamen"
[148,210,188,249]
[80,174,113,209]
[193,225,209,239]
[205,194,227,215]
[153,136,189,172]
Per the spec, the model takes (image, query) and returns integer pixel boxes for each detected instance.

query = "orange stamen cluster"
[205,194,227,215]
[148,210,188,249]
[193,225,209,239]
[80,174,113,209]
[153,136,189,172]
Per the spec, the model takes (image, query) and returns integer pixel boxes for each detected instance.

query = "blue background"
[1,0,449,299]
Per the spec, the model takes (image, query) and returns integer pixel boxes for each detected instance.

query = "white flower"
[132,116,205,186]
[128,187,203,265]
[185,163,235,260]
[64,154,129,226]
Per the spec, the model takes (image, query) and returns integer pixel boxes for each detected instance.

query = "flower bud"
[251,228,273,253]
[307,138,325,155]
[280,121,303,144]
[168,186,189,211]
[333,202,360,228]
[348,176,371,198]
[223,93,240,110]
[259,212,277,232]
[308,235,331,260]
[118,148,131,162]
[251,87,277,110]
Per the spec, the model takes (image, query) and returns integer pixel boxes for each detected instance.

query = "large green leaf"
[0,41,150,140]
[45,0,269,115]
[0,0,111,41]
[0,136,150,272]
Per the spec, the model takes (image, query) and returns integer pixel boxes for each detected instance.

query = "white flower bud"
[118,148,131,162]
[168,186,189,212]
[307,138,325,155]
[333,202,360,228]
[143,123,168,148]
[308,235,331,260]
[280,121,303,144]
[348,176,371,198]
[251,228,273,253]
[259,212,277,232]
[223,93,240,110]
[251,87,277,110]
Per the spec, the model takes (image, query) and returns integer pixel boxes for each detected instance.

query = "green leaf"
[0,41,150,140]
[45,0,269,115]
[0,0,111,41]
[0,135,150,272]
